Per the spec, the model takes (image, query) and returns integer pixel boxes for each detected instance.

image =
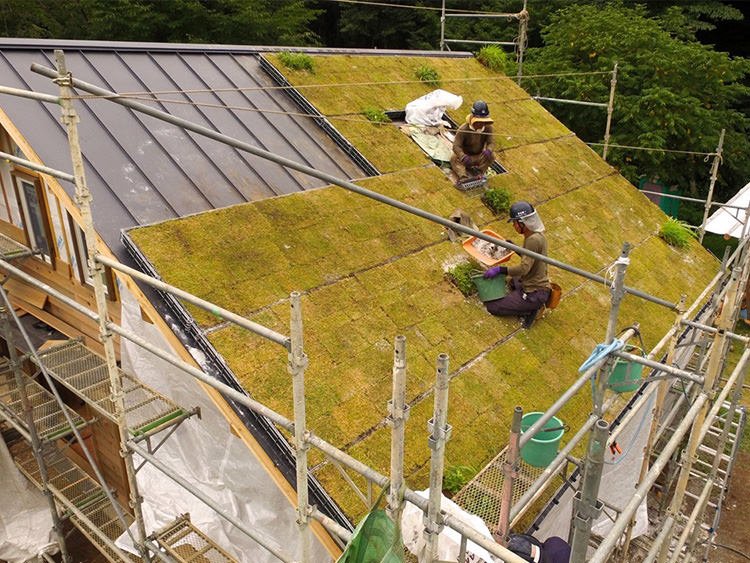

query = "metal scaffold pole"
[516,0,528,84]
[425,353,451,563]
[439,0,446,51]
[0,308,71,563]
[52,50,151,561]
[387,335,408,521]
[496,405,522,543]
[698,128,726,243]
[289,291,311,563]
[601,62,618,161]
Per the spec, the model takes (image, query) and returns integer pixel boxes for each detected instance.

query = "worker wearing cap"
[482,201,551,329]
[451,100,495,182]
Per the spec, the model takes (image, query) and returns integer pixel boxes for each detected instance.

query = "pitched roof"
[130,53,719,522]
[0,39,370,258]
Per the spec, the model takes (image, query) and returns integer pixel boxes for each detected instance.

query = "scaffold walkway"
[35,339,189,437]
[0,233,33,260]
[0,360,87,441]
[150,514,237,563]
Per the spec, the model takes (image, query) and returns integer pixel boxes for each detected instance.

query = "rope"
[319,0,519,15]
[588,142,717,157]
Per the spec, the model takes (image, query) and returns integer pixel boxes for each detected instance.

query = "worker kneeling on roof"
[451,100,495,182]
[483,201,551,329]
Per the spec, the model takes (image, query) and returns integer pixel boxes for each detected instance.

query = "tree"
[522,2,750,204]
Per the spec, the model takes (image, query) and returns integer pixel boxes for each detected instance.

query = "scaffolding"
[0,49,747,563]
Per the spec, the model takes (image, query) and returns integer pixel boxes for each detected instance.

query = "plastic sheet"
[0,439,57,563]
[401,489,496,562]
[115,285,332,562]
[705,180,750,238]
[405,90,463,127]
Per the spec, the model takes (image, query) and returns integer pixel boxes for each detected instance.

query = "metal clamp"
[386,399,411,424]
[427,416,452,449]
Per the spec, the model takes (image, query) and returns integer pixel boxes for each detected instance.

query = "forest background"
[1,0,748,255]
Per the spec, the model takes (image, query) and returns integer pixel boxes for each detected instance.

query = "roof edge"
[0,37,474,58]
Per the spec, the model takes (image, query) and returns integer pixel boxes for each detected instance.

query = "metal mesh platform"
[0,232,32,259]
[37,340,186,435]
[0,362,86,441]
[9,438,139,562]
[453,446,563,530]
[152,514,236,563]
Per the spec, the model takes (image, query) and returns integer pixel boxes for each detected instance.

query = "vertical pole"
[439,0,446,51]
[0,308,71,563]
[569,419,610,561]
[619,296,686,562]
[516,0,529,85]
[657,267,741,562]
[594,242,630,416]
[424,354,451,563]
[53,50,151,562]
[601,62,618,162]
[495,406,522,543]
[387,335,409,521]
[289,291,310,563]
[698,128,726,243]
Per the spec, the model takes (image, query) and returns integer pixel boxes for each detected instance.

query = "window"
[12,171,55,265]
[67,213,116,299]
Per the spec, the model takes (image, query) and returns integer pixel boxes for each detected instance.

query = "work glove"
[484,266,508,278]
[483,148,493,159]
[461,154,472,165]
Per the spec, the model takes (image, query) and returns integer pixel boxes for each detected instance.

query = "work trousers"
[485,277,550,317]
[450,150,494,178]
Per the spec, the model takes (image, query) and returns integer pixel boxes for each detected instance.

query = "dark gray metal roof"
[0,39,385,259]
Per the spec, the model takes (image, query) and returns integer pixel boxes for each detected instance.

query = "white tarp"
[405,89,463,127]
[115,285,332,562]
[401,489,496,563]
[532,393,653,551]
[0,439,57,562]
[705,181,750,238]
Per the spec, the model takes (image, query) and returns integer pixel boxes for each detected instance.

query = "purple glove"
[484,266,508,278]
[461,154,471,165]
[483,148,493,158]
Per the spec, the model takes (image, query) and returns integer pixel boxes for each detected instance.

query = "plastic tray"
[462,229,514,267]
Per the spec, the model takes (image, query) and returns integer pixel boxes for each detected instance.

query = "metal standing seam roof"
[0,39,372,260]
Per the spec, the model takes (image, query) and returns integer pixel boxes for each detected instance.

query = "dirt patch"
[713,450,750,562]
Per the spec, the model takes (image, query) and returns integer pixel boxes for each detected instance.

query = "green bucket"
[472,274,506,302]
[608,345,644,393]
[520,412,565,468]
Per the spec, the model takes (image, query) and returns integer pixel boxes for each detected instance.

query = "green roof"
[129,54,718,522]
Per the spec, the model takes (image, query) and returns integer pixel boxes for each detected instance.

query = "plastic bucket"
[520,412,565,468]
[472,274,506,302]
[608,345,644,393]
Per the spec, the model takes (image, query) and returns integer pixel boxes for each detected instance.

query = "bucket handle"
[539,423,570,433]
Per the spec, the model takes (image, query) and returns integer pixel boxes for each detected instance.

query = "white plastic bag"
[401,489,496,562]
[405,90,463,126]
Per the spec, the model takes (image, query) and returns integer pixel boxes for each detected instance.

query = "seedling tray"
[462,229,514,267]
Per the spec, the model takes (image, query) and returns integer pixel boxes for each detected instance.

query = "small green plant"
[476,45,508,73]
[278,51,315,72]
[443,464,477,496]
[659,218,695,249]
[415,64,440,86]
[362,107,391,126]
[446,261,479,297]
[481,187,512,215]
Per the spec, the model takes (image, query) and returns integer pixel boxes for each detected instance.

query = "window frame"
[11,170,56,267]
[67,212,116,300]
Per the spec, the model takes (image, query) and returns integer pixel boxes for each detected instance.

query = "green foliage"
[659,218,695,248]
[278,51,315,72]
[476,45,509,73]
[481,187,512,214]
[443,464,477,496]
[362,107,391,126]
[415,65,440,86]
[446,262,479,297]
[523,2,750,203]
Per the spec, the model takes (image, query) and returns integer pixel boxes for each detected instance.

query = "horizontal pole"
[30,62,678,312]
[519,328,636,449]
[639,189,748,211]
[95,254,291,349]
[611,350,703,384]
[0,150,75,183]
[681,319,750,344]
[129,442,296,563]
[589,394,708,563]
[533,96,608,108]
[444,39,516,46]
[445,13,520,19]
[0,84,60,104]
